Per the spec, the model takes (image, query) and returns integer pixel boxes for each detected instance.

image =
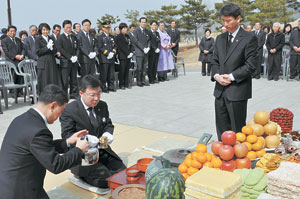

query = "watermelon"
[146,168,185,199]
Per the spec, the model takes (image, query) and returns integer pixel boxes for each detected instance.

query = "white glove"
[127,52,133,58]
[85,134,99,148]
[146,47,150,54]
[107,52,114,60]
[143,48,148,54]
[47,39,54,50]
[102,132,114,145]
[70,56,78,63]
[155,48,160,53]
[88,52,96,59]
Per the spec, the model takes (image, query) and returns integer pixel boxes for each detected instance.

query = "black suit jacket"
[77,31,97,64]
[35,36,57,69]
[115,33,133,60]
[266,32,285,54]
[149,30,161,51]
[96,32,117,64]
[211,28,258,101]
[167,28,180,50]
[24,35,37,60]
[1,36,25,65]
[57,33,79,67]
[60,99,120,177]
[133,27,150,56]
[252,30,266,52]
[0,109,83,199]
[289,29,300,55]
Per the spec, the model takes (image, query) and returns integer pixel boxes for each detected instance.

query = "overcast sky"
[0,0,217,32]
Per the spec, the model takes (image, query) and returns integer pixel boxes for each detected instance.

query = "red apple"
[221,160,236,172]
[234,143,249,158]
[219,145,235,161]
[211,141,224,155]
[222,131,237,145]
[236,157,251,169]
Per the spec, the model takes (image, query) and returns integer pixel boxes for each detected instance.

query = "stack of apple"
[211,131,251,172]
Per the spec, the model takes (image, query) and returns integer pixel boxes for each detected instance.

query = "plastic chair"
[0,60,30,109]
[18,59,38,104]
[171,51,185,77]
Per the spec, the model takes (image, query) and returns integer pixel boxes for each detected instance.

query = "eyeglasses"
[85,92,101,98]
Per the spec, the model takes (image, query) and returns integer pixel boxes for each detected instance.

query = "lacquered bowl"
[137,158,154,172]
[126,168,140,177]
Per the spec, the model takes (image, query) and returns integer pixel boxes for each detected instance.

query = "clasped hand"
[215,74,231,86]
[66,130,89,153]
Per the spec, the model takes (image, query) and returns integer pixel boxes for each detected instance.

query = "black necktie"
[12,37,16,45]
[67,34,72,44]
[87,107,98,130]
[226,34,233,53]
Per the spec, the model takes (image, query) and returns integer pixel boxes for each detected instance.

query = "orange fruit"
[187,167,199,176]
[256,149,266,158]
[178,163,188,173]
[186,154,192,159]
[203,162,213,168]
[184,158,193,167]
[252,142,263,151]
[191,159,202,169]
[196,153,207,163]
[196,144,207,153]
[236,133,246,142]
[247,135,258,144]
[182,173,190,180]
[211,157,222,168]
[257,137,265,148]
[205,153,213,162]
[247,151,257,159]
[242,126,253,135]
[191,152,198,160]
[244,142,252,151]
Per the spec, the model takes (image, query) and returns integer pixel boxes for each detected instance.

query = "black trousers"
[136,55,148,84]
[215,92,248,141]
[82,150,126,188]
[148,51,159,82]
[267,53,282,79]
[254,49,263,77]
[290,54,300,77]
[59,62,78,96]
[119,59,131,87]
[99,63,115,90]
[80,59,96,77]
[201,61,211,75]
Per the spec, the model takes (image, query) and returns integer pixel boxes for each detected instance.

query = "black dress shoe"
[108,89,116,92]
[143,82,150,86]
[154,80,159,83]
[202,73,206,76]
[290,75,295,79]
[274,77,279,81]
[158,78,164,82]
[255,75,260,79]
[149,81,155,84]
[120,86,126,90]
[207,73,210,76]
[164,78,169,81]
[137,83,143,87]
[102,88,109,93]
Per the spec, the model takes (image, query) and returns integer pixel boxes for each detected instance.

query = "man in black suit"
[289,20,300,79]
[77,19,97,77]
[211,3,258,141]
[24,25,38,60]
[50,24,62,65]
[148,21,161,84]
[2,25,25,96]
[60,75,126,190]
[167,21,180,62]
[266,22,284,81]
[0,84,89,199]
[252,22,266,79]
[97,21,117,92]
[57,20,80,99]
[73,23,81,35]
[134,17,151,87]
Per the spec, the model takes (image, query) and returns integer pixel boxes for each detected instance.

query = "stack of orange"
[236,126,266,160]
[178,144,222,180]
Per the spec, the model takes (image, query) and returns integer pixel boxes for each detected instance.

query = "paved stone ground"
[1,67,300,146]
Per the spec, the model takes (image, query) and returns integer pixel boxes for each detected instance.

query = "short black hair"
[62,20,72,28]
[139,17,147,22]
[39,84,68,106]
[150,21,158,26]
[73,23,80,29]
[159,21,166,26]
[1,28,7,34]
[263,25,270,33]
[89,28,96,36]
[129,24,136,29]
[119,23,128,30]
[80,75,101,92]
[38,23,51,35]
[53,24,61,30]
[220,3,241,19]
[204,28,211,34]
[82,19,91,25]
[114,26,119,31]
[7,25,17,32]
[19,30,28,38]
[29,25,37,30]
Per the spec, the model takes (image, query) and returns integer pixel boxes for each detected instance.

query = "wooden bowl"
[126,168,140,177]
[137,158,154,172]
[126,174,141,182]
[112,184,145,199]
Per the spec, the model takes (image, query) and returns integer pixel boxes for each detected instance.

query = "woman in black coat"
[198,28,214,76]
[35,23,59,94]
[115,23,134,89]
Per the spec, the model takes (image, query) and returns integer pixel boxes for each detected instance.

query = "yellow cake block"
[185,167,242,198]
[184,187,242,199]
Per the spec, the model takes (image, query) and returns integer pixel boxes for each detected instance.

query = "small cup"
[126,168,140,177]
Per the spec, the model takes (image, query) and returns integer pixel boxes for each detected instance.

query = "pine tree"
[144,5,180,27]
[124,10,140,26]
